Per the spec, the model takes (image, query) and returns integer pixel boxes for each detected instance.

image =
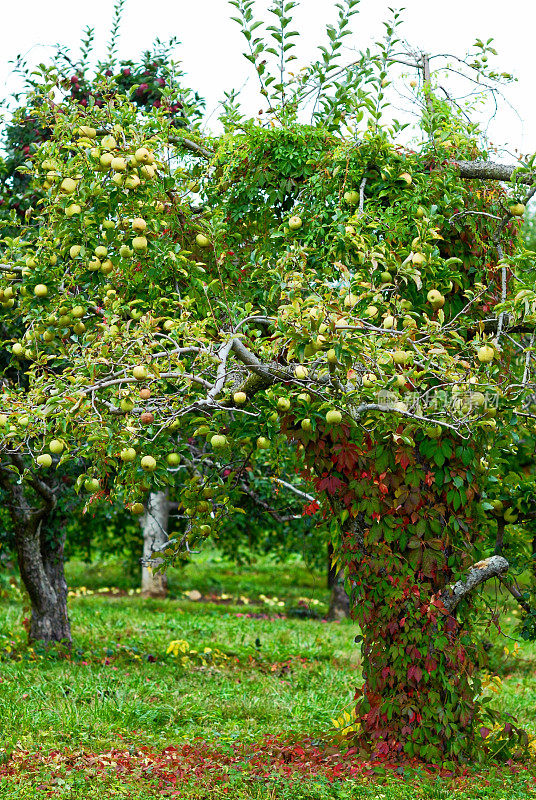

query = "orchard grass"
[0,551,536,798]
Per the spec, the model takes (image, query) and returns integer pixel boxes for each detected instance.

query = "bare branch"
[169,135,214,160]
[453,160,534,185]
[439,556,509,613]
[499,577,532,615]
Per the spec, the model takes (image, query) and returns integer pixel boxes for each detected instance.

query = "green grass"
[1,551,536,798]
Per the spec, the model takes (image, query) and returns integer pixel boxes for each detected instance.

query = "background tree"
[2,0,536,765]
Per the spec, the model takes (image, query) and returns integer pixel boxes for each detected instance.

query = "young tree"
[2,0,536,763]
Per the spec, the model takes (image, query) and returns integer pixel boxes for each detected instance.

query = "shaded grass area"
[1,551,536,798]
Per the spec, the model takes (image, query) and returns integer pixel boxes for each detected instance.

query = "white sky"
[0,0,535,159]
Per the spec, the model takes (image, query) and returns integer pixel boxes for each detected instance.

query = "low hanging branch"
[438,556,509,613]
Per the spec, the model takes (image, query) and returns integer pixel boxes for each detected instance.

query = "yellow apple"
[132,217,147,233]
[477,345,495,364]
[60,177,78,194]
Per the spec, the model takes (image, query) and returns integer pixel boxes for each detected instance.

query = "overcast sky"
[1,0,534,159]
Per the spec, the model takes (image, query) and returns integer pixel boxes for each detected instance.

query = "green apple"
[120,397,135,412]
[166,453,180,466]
[211,434,228,449]
[257,436,270,449]
[120,448,137,462]
[343,293,358,308]
[294,365,308,379]
[141,455,157,472]
[509,203,525,217]
[288,215,302,230]
[392,350,409,365]
[277,397,291,412]
[84,478,100,493]
[362,373,377,388]
[427,289,445,309]
[343,190,360,204]
[100,152,114,168]
[132,236,148,252]
[79,126,97,139]
[49,439,64,455]
[325,409,342,425]
[34,284,48,298]
[133,365,148,381]
[233,391,247,405]
[196,233,210,247]
[36,454,52,468]
[301,418,312,431]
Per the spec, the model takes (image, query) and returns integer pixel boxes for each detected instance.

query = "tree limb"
[453,160,534,185]
[499,576,532,615]
[169,135,214,160]
[438,556,509,613]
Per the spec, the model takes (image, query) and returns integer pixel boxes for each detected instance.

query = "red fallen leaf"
[480,726,491,739]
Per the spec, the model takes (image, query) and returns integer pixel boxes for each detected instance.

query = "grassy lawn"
[1,550,536,798]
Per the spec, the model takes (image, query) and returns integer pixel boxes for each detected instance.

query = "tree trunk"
[16,521,71,644]
[327,542,349,620]
[0,465,71,646]
[141,491,169,598]
[301,428,492,764]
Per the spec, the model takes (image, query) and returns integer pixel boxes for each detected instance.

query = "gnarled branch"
[439,555,509,613]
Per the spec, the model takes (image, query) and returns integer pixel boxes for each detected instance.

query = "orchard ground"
[1,550,536,799]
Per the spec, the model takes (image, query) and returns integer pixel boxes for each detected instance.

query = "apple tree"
[3,0,536,763]
[0,9,205,635]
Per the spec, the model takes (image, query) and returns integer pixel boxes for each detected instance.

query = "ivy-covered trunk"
[304,426,486,763]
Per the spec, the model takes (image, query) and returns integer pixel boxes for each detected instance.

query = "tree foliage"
[2,0,536,763]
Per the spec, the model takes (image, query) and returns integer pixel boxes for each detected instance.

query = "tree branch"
[499,576,532,615]
[438,556,509,613]
[169,135,214,160]
[453,160,534,185]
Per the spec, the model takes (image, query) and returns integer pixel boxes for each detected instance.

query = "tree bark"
[16,520,71,643]
[454,160,534,185]
[141,491,169,598]
[327,542,350,620]
[0,464,71,645]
